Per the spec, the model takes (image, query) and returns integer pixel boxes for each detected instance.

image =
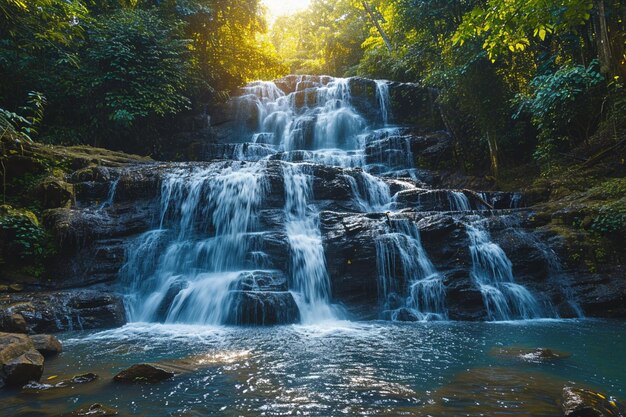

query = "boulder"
[36,178,75,209]
[0,311,27,333]
[562,386,626,417]
[30,334,62,357]
[113,364,175,383]
[0,332,44,387]
[225,291,300,325]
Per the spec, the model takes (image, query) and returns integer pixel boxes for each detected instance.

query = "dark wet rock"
[562,386,626,417]
[230,270,288,292]
[30,334,62,357]
[3,350,44,387]
[153,280,189,322]
[364,130,453,172]
[44,202,154,249]
[36,178,75,209]
[383,308,419,322]
[69,373,98,384]
[47,238,130,288]
[0,291,126,334]
[225,291,300,325]
[203,143,277,161]
[113,364,175,383]
[253,231,291,272]
[62,403,119,416]
[320,211,385,318]
[311,165,354,202]
[567,272,626,319]
[0,332,44,387]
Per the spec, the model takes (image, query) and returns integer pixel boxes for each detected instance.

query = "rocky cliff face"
[1,75,624,331]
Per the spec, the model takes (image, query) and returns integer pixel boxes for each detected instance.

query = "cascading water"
[345,170,392,212]
[448,191,471,212]
[283,163,337,322]
[122,162,269,324]
[466,221,543,321]
[375,80,391,126]
[233,76,411,175]
[376,218,446,321]
[116,74,565,325]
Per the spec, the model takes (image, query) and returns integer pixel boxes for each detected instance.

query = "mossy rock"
[35,177,75,209]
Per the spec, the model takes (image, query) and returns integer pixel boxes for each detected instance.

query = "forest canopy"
[1,0,624,177]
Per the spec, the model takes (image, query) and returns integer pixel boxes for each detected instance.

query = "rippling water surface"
[1,319,625,416]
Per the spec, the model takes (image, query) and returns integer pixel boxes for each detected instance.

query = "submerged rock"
[30,334,62,357]
[22,372,98,393]
[491,346,571,363]
[69,373,98,384]
[113,364,175,383]
[62,403,119,416]
[0,332,44,387]
[562,386,626,417]
[421,366,566,416]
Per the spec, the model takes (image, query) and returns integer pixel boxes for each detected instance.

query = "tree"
[452,0,594,62]
[73,9,191,149]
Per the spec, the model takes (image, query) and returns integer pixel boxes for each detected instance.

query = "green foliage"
[0,0,285,154]
[0,91,46,142]
[270,0,370,76]
[452,0,593,62]
[79,9,191,129]
[355,0,624,177]
[592,198,626,235]
[0,107,31,142]
[0,205,46,261]
[173,0,286,95]
[515,62,605,163]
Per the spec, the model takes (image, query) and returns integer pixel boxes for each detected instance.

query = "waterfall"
[346,170,392,212]
[114,74,569,326]
[233,76,413,175]
[375,80,391,125]
[237,76,365,153]
[98,175,120,211]
[121,162,269,324]
[282,163,337,322]
[448,191,471,211]
[376,218,446,321]
[466,221,542,321]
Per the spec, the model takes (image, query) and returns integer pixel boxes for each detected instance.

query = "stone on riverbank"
[0,332,44,387]
[30,334,63,357]
[562,386,626,417]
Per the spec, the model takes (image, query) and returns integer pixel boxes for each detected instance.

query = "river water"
[1,319,624,416]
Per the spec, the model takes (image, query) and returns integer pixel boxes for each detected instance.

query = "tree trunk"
[486,131,499,179]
